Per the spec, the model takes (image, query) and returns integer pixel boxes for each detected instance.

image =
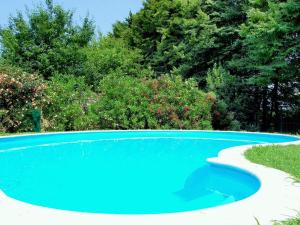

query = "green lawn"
[274,217,300,225]
[245,144,300,181]
[246,144,300,225]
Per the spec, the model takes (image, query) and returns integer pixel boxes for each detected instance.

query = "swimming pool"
[0,131,298,215]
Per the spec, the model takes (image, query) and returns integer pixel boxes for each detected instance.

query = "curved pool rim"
[1,129,299,139]
[0,130,299,216]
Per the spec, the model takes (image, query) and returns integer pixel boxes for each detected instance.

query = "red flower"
[184,106,190,112]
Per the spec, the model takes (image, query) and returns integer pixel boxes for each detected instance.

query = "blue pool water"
[0,131,298,214]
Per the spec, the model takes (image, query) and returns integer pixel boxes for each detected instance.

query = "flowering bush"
[0,65,47,132]
[146,75,213,129]
[43,75,98,131]
[93,74,213,129]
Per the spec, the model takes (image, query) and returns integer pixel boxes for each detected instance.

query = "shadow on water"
[174,165,213,202]
[174,162,260,203]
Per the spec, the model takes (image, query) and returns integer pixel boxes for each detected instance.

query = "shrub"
[93,74,213,129]
[44,75,98,131]
[0,64,47,132]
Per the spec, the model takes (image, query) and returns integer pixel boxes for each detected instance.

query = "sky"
[0,0,144,34]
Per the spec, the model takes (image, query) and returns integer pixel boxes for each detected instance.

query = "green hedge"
[93,74,213,129]
[1,64,214,132]
[43,75,98,131]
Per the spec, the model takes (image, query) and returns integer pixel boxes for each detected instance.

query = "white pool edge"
[0,131,299,225]
[0,129,298,140]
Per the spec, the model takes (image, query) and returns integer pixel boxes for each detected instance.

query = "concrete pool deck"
[0,131,299,225]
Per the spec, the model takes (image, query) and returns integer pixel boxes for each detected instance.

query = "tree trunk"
[271,80,280,131]
[261,88,269,131]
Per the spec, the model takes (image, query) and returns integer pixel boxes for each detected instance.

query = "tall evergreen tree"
[113,0,217,81]
[232,0,300,131]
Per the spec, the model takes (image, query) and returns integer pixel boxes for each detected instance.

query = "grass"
[246,144,300,225]
[274,217,300,225]
[245,144,300,181]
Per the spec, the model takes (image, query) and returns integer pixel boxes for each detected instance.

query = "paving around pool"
[0,131,299,225]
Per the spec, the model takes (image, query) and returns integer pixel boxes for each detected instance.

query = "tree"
[82,36,152,89]
[113,0,217,81]
[232,0,300,131]
[0,0,94,79]
[200,0,248,65]
[206,63,241,130]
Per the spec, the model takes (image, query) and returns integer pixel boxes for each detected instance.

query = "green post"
[32,109,41,132]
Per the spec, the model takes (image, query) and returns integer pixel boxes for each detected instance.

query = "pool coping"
[0,130,300,225]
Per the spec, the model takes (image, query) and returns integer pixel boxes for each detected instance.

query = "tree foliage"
[231,0,300,131]
[113,0,218,80]
[83,37,152,89]
[0,0,94,79]
[206,64,241,130]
